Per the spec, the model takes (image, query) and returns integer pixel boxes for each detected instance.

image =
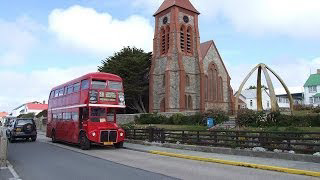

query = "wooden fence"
[124,128,320,154]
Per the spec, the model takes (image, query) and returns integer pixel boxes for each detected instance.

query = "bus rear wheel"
[51,130,57,143]
[79,133,90,150]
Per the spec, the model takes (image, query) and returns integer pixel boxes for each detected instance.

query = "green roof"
[304,74,320,87]
[314,93,320,97]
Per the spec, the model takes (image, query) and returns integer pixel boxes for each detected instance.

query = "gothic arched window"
[161,27,166,55]
[160,98,165,112]
[188,95,192,110]
[208,69,213,101]
[186,74,190,87]
[180,26,185,52]
[204,75,208,101]
[213,68,218,101]
[220,77,223,101]
[186,26,192,54]
[166,26,170,53]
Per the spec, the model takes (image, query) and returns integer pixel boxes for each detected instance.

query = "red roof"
[26,103,48,110]
[0,112,8,118]
[154,0,199,16]
[200,40,230,78]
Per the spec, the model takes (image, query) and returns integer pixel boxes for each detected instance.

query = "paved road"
[8,140,176,180]
[7,136,317,180]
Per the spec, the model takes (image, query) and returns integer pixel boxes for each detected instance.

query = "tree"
[247,85,268,90]
[17,113,35,118]
[98,47,152,113]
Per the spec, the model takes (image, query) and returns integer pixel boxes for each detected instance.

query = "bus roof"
[51,72,122,90]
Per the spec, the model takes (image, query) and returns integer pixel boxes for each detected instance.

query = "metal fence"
[124,128,320,154]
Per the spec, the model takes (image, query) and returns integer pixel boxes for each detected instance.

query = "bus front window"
[91,107,112,122]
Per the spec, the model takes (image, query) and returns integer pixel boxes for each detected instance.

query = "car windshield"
[17,119,33,126]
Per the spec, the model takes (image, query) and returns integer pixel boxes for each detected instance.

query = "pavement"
[1,131,319,180]
[123,142,320,173]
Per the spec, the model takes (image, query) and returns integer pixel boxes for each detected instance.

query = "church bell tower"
[149,0,205,112]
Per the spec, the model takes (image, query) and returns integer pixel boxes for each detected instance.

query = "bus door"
[79,107,89,131]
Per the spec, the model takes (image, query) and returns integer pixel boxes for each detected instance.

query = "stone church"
[149,0,234,113]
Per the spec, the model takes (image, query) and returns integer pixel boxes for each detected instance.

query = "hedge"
[236,109,320,127]
[134,109,229,126]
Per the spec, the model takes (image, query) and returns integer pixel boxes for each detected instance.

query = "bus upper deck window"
[92,80,107,89]
[108,81,122,90]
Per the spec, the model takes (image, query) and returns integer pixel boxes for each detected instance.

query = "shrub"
[204,108,229,124]
[236,109,265,127]
[134,113,167,124]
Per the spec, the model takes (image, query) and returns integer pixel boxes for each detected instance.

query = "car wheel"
[79,133,90,150]
[114,141,124,148]
[51,130,57,143]
[31,136,36,142]
[9,134,15,143]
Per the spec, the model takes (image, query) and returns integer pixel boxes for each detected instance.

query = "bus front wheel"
[79,133,90,150]
[114,141,123,148]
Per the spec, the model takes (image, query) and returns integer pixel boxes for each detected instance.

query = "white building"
[275,87,304,108]
[237,88,271,110]
[304,70,320,106]
[11,101,48,117]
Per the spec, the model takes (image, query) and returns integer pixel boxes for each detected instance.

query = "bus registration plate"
[104,142,113,145]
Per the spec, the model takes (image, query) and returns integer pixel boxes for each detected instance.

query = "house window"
[220,77,223,101]
[250,100,253,107]
[267,101,270,108]
[309,97,314,104]
[308,86,317,93]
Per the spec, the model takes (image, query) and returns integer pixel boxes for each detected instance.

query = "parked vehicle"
[46,72,126,150]
[6,118,37,142]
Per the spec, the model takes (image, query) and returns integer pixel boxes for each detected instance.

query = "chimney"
[317,69,320,74]
[43,100,46,104]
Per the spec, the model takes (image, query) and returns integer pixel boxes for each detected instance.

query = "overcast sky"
[0,0,319,112]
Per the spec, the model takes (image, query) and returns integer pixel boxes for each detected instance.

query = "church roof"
[200,40,231,78]
[154,0,200,16]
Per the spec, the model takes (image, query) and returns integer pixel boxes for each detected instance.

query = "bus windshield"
[90,107,114,122]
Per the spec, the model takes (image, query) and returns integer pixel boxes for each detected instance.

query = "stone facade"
[149,0,233,113]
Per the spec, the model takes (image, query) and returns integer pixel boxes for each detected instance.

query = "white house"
[236,88,271,110]
[11,101,48,117]
[304,70,320,106]
[275,87,304,108]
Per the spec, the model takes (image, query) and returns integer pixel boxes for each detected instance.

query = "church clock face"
[163,17,168,24]
[183,16,189,23]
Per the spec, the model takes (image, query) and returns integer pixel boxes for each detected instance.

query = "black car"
[6,118,37,142]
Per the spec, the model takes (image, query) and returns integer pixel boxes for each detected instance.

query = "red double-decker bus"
[46,72,126,150]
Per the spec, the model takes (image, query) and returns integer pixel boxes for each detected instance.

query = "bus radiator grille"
[100,131,117,142]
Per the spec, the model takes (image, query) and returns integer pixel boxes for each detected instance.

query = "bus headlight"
[118,93,125,105]
[92,132,96,137]
[120,132,124,137]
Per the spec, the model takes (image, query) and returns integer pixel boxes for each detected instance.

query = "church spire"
[154,0,200,16]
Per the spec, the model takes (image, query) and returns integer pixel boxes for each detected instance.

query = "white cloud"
[0,65,97,113]
[0,16,43,66]
[134,0,320,38]
[48,5,154,56]
[228,57,320,92]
